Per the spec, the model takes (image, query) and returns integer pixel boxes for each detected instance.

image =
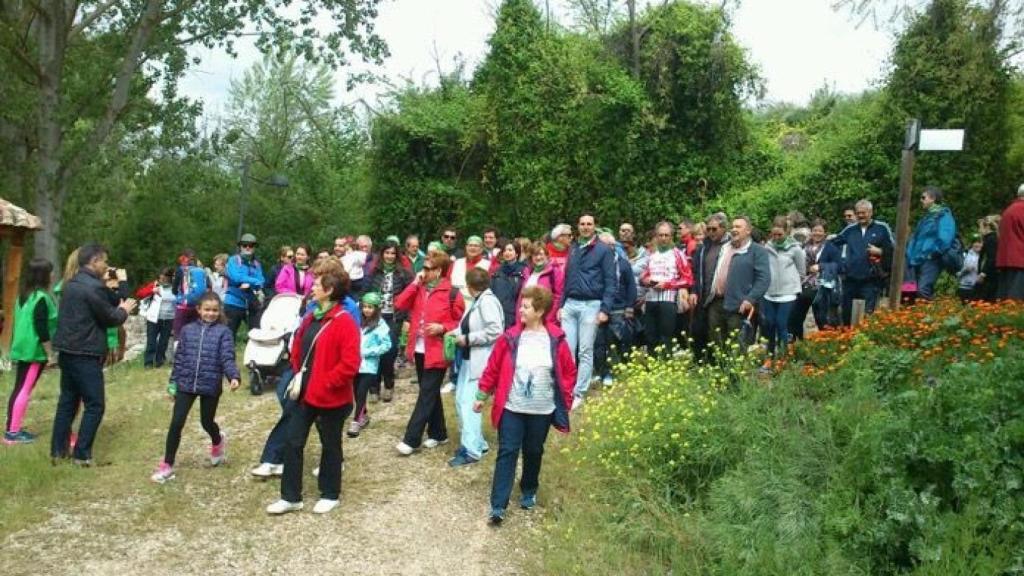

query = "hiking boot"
[347,420,363,438]
[266,499,303,515]
[210,434,226,466]
[382,388,393,402]
[151,460,175,484]
[520,492,537,510]
[312,498,339,514]
[423,438,448,449]
[3,431,31,445]
[250,462,283,477]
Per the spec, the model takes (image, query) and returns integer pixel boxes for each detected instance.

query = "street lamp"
[237,158,289,241]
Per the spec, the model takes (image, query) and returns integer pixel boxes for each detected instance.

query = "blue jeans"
[454,362,488,459]
[51,353,105,460]
[490,410,552,512]
[842,277,881,326]
[761,299,795,358]
[562,298,601,397]
[915,256,943,300]
[258,366,295,464]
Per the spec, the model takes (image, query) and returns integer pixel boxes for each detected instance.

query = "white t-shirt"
[342,251,367,280]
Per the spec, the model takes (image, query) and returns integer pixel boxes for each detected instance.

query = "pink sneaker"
[210,434,226,466]
[150,460,175,483]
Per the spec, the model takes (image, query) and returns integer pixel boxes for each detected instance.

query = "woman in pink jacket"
[474,286,576,526]
[274,244,314,297]
[516,241,563,325]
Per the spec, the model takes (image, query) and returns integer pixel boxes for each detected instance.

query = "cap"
[360,292,382,307]
[239,233,257,245]
[550,224,572,239]
[428,241,447,253]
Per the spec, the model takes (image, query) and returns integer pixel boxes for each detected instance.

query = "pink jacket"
[478,324,576,433]
[275,264,313,296]
[516,264,563,325]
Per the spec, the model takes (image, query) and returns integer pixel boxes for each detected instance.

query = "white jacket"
[456,289,504,383]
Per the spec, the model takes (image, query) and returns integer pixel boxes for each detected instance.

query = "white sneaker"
[265,499,303,515]
[312,466,319,478]
[395,441,416,455]
[571,396,585,411]
[312,498,340,514]
[251,463,283,477]
[441,382,456,394]
[423,438,448,449]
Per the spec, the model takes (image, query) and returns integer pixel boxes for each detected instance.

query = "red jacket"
[477,324,576,433]
[997,198,1024,269]
[289,304,361,409]
[640,247,694,291]
[394,277,465,369]
[515,264,563,325]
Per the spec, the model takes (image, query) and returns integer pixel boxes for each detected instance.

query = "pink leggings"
[5,362,43,433]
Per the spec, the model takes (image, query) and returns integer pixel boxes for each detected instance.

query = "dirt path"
[1,368,540,575]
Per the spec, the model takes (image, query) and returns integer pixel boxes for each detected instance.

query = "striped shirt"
[505,330,556,415]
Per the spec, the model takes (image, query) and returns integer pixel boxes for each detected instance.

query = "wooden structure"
[0,199,43,354]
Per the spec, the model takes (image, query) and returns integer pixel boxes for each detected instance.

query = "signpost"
[888,122,964,310]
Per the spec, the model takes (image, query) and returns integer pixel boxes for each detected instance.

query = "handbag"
[443,332,459,363]
[286,317,334,401]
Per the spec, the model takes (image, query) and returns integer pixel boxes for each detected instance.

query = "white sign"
[919,129,964,151]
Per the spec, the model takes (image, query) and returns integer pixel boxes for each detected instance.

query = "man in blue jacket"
[592,230,638,389]
[704,217,771,353]
[559,214,616,410]
[225,233,265,338]
[831,199,894,325]
[907,186,957,300]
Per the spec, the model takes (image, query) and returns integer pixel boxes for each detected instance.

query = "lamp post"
[237,158,289,241]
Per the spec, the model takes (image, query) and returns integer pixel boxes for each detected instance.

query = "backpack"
[941,237,965,273]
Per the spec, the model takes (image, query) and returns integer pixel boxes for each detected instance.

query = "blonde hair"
[63,248,80,284]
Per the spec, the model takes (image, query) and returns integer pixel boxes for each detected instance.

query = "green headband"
[428,241,447,253]
[386,235,400,245]
[360,292,382,307]
[466,235,483,246]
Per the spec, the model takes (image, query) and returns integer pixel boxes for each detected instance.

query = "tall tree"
[0,0,385,263]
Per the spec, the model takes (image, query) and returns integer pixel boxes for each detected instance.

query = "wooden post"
[2,231,25,353]
[851,298,866,326]
[889,119,919,310]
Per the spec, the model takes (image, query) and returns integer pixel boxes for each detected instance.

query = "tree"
[0,0,385,263]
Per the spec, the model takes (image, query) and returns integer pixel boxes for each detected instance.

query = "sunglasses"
[285,253,294,259]
[239,243,255,249]
[423,266,437,271]
[443,234,456,240]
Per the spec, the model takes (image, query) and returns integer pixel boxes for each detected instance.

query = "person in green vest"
[5,258,58,445]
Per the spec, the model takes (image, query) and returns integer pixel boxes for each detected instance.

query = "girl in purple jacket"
[151,292,240,483]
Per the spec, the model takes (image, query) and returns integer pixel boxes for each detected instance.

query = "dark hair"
[483,226,500,238]
[923,185,944,203]
[77,243,108,268]
[380,240,400,258]
[441,226,458,236]
[498,238,519,260]
[466,267,490,292]
[159,266,174,279]
[196,291,227,324]
[578,213,597,223]
[295,244,312,258]
[810,218,828,231]
[521,286,554,316]
[22,258,53,296]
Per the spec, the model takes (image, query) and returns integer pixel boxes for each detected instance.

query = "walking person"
[394,252,465,455]
[762,217,806,371]
[450,268,504,467]
[50,244,137,465]
[150,292,240,483]
[689,213,731,361]
[957,238,983,302]
[266,268,361,515]
[907,186,957,300]
[474,286,576,525]
[225,233,265,338]
[140,267,176,368]
[171,249,208,338]
[208,254,229,300]
[703,217,771,354]
[639,221,693,356]
[4,258,58,445]
[368,240,413,402]
[348,292,392,438]
[832,200,894,325]
[559,214,615,411]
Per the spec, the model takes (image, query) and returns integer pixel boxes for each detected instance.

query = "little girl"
[151,292,240,483]
[348,292,392,438]
[5,258,57,445]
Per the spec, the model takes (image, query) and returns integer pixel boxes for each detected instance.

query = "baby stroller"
[243,293,303,395]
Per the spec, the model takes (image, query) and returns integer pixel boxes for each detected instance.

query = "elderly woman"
[450,267,504,467]
[265,267,361,516]
[474,286,576,526]
[394,252,466,455]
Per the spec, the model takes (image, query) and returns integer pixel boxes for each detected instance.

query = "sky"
[177,0,896,119]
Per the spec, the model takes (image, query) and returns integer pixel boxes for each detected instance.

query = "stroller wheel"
[250,369,264,396]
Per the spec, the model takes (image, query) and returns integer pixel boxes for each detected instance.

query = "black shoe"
[489,509,504,526]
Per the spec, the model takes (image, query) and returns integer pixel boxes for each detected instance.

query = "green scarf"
[426,278,440,291]
[577,235,593,246]
[381,261,396,273]
[552,241,567,251]
[656,244,673,253]
[772,237,798,251]
[312,302,334,320]
[928,203,944,215]
[533,263,546,273]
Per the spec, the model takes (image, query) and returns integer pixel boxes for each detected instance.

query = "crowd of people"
[4,183,1024,525]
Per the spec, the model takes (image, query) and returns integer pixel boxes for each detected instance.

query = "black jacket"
[491,261,525,330]
[53,270,129,357]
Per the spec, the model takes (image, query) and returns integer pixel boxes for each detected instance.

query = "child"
[139,267,176,368]
[957,238,983,302]
[151,292,240,483]
[348,292,392,438]
[5,258,57,445]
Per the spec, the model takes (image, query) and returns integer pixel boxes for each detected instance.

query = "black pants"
[354,373,379,421]
[51,354,106,460]
[226,303,260,339]
[842,277,881,326]
[163,392,221,466]
[281,402,352,502]
[402,353,448,448]
[789,292,814,341]
[690,301,711,362]
[145,319,173,367]
[644,301,678,356]
[377,313,400,392]
[706,298,746,353]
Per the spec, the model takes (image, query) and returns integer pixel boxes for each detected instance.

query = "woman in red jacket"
[474,286,576,526]
[394,252,465,455]
[266,268,361,516]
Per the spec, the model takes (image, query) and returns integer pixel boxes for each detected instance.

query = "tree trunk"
[34,0,68,265]
[628,0,640,78]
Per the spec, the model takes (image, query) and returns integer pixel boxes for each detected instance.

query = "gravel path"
[1,370,538,575]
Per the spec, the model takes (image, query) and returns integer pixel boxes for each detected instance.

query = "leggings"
[163,392,221,466]
[353,372,379,422]
[376,313,400,392]
[6,362,44,433]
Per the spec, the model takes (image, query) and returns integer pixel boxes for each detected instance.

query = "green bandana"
[553,241,567,251]
[533,263,546,273]
[312,302,334,320]
[428,241,447,254]
[426,278,440,290]
[928,203,944,214]
[657,244,673,253]
[361,292,382,307]
[577,235,593,246]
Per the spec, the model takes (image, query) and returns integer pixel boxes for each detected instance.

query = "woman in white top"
[762,216,807,368]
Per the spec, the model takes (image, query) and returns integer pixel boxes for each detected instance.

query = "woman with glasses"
[394,252,465,455]
[266,245,293,299]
